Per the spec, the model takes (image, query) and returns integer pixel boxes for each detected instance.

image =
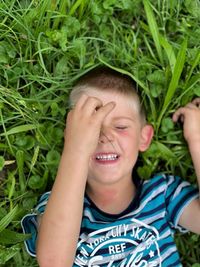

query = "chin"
[87,171,129,187]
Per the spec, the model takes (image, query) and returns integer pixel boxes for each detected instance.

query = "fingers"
[172,98,200,123]
[74,94,90,110]
[72,94,102,114]
[172,107,186,122]
[73,94,115,118]
[192,97,200,107]
[95,101,116,121]
[82,96,104,116]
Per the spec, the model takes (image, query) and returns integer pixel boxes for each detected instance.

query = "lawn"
[0,0,200,266]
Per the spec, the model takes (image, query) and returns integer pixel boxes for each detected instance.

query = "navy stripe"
[159,222,170,234]
[138,202,166,218]
[160,240,176,252]
[141,176,165,199]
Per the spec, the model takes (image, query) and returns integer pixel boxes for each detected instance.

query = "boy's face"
[85,88,153,187]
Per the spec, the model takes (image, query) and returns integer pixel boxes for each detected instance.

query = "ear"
[139,124,154,152]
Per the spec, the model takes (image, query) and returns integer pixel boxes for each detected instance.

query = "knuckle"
[90,116,99,125]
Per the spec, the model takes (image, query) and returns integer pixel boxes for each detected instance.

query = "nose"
[99,127,114,144]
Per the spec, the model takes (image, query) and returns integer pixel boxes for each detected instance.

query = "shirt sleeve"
[21,191,50,257]
[165,175,199,232]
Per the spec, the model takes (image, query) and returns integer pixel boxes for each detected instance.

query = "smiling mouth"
[95,153,120,162]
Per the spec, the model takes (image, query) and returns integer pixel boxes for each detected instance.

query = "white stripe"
[173,181,190,199]
[167,175,175,187]
[161,246,180,264]
[142,211,165,225]
[123,184,166,218]
[159,229,172,240]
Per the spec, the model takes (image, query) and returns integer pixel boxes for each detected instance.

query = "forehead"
[86,88,140,113]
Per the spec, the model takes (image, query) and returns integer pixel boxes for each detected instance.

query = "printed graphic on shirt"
[75,218,161,267]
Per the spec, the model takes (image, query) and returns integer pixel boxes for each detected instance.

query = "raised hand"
[172,98,200,144]
[64,94,115,160]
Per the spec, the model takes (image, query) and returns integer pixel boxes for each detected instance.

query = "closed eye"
[115,126,128,130]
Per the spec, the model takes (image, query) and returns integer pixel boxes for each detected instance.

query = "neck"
[86,180,136,215]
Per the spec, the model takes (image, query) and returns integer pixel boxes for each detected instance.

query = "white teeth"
[96,154,119,161]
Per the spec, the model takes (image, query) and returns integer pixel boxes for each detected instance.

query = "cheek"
[118,130,139,139]
[118,131,140,149]
[118,131,129,137]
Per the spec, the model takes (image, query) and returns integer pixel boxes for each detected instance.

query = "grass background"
[0,0,200,266]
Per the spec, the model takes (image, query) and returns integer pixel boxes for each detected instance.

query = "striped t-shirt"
[21,173,198,266]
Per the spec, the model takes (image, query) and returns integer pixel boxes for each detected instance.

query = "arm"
[172,98,200,234]
[36,94,115,267]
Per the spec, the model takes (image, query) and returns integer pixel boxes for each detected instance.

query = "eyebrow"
[113,116,135,122]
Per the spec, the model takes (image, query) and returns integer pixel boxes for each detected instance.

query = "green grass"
[0,0,200,266]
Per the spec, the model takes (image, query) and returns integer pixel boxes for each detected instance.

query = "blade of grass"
[98,58,157,121]
[155,141,176,160]
[1,4,33,39]
[16,150,26,193]
[0,205,18,234]
[98,58,150,95]
[0,244,20,265]
[157,39,187,130]
[30,145,40,174]
[0,229,30,245]
[185,50,200,85]
[34,0,51,30]
[0,124,38,137]
[143,34,158,62]
[143,0,163,64]
[8,172,16,205]
[176,74,200,103]
[52,0,71,29]
[1,0,16,26]
[0,109,14,155]
[160,35,176,73]
[69,0,84,16]
[37,32,50,76]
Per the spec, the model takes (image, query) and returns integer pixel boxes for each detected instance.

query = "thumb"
[95,102,116,121]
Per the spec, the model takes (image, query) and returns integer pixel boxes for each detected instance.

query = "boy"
[22,67,200,267]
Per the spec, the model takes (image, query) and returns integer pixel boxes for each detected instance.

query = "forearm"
[173,99,200,191]
[173,99,200,233]
[36,94,115,266]
[189,141,200,189]
[36,148,89,267]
